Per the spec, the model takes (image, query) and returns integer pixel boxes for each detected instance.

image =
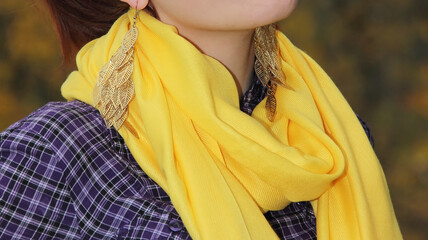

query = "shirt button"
[168,219,184,232]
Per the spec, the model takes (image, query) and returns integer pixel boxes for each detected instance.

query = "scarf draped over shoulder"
[62,9,402,240]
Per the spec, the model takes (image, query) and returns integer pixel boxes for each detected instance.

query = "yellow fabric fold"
[62,9,402,239]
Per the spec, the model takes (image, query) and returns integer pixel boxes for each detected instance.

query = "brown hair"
[43,0,130,65]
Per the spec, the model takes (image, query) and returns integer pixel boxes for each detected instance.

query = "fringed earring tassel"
[254,24,289,122]
[93,10,139,129]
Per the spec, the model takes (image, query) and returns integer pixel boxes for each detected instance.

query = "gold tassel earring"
[92,10,139,129]
[254,24,290,122]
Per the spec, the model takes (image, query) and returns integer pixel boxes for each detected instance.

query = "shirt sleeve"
[357,114,375,147]
[0,122,81,240]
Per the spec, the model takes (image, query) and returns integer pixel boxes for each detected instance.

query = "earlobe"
[120,0,149,10]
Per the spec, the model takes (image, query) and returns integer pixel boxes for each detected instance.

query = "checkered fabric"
[1,77,374,239]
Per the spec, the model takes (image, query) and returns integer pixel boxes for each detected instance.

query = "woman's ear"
[120,0,149,10]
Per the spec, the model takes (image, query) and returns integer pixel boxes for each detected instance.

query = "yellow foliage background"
[1,1,427,239]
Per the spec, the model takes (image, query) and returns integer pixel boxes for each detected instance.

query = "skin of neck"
[155,12,256,97]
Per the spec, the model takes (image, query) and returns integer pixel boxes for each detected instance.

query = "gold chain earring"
[93,10,139,129]
[254,24,290,122]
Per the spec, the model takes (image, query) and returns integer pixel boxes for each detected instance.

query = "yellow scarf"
[62,10,402,239]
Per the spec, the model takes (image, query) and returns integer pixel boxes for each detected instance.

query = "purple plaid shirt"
[0,75,373,239]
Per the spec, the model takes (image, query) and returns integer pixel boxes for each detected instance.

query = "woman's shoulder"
[0,101,97,239]
[0,100,115,173]
[3,100,102,137]
[0,101,189,239]
[1,101,107,151]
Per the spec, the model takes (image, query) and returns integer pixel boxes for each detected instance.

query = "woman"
[0,0,402,239]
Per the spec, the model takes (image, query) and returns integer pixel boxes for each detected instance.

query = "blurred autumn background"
[0,0,427,239]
